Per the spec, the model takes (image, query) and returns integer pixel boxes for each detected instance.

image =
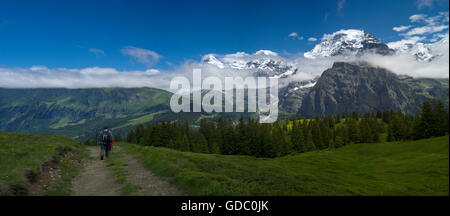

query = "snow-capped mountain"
[201,50,320,113]
[304,29,448,62]
[387,34,449,62]
[201,50,297,78]
[304,29,395,59]
[390,42,435,61]
[198,29,448,114]
[202,54,225,68]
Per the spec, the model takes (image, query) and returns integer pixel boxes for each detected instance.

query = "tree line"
[111,100,448,158]
[385,100,448,141]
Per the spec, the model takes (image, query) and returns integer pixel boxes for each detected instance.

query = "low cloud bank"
[362,52,449,78]
[0,66,170,89]
[1,51,448,90]
[1,41,448,90]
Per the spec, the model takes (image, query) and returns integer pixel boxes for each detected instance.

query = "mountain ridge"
[299,61,448,116]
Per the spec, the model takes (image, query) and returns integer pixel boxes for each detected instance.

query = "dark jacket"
[97,129,114,146]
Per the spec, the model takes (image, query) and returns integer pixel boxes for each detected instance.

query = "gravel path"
[71,147,121,196]
[71,146,183,196]
[123,153,183,196]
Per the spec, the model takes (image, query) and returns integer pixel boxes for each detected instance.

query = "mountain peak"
[255,50,278,56]
[304,29,394,59]
[201,54,225,68]
[387,35,448,62]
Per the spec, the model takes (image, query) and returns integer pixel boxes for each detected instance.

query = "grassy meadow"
[0,131,86,195]
[119,136,449,196]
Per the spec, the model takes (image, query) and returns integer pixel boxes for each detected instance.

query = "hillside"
[0,131,85,195]
[0,88,176,140]
[1,63,448,140]
[119,136,449,195]
[0,88,261,140]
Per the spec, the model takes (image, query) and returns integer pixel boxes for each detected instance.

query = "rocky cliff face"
[299,62,448,117]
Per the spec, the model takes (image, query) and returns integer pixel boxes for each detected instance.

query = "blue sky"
[0,0,448,71]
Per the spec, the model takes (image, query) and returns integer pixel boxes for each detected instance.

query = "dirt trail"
[71,146,183,196]
[123,153,183,196]
[71,147,121,196]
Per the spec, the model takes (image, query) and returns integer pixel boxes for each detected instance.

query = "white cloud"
[393,25,411,32]
[387,36,426,49]
[292,48,449,80]
[410,14,427,22]
[145,69,160,75]
[288,32,304,40]
[409,12,449,25]
[121,46,162,67]
[415,0,435,9]
[405,25,449,36]
[2,11,449,91]
[88,48,105,57]
[1,43,448,91]
[337,0,346,12]
[0,66,173,89]
[288,32,298,37]
[430,32,449,42]
[392,12,450,42]
[362,51,449,78]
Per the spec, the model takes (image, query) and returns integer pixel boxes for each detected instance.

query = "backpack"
[101,130,112,145]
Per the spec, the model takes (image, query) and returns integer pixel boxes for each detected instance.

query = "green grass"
[105,151,129,185]
[104,148,142,196]
[43,154,83,196]
[120,183,142,196]
[114,110,168,129]
[0,131,86,195]
[119,136,449,196]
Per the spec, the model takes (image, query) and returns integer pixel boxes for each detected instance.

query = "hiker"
[97,126,114,160]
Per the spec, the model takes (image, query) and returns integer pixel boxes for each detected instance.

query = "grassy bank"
[119,136,449,196]
[0,131,86,195]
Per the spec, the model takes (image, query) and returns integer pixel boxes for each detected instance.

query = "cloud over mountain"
[1,11,448,90]
[0,66,169,89]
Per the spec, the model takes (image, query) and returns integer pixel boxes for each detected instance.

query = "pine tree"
[192,133,209,153]
[209,141,220,154]
[335,134,344,148]
[347,118,360,143]
[311,120,324,149]
[360,121,371,143]
[420,101,434,138]
[433,100,448,136]
[236,115,248,155]
[304,130,316,152]
[181,134,190,152]
[327,128,335,149]
[168,139,175,149]
[292,122,304,152]
[263,129,278,158]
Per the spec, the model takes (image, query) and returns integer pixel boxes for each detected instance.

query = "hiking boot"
[100,156,104,160]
